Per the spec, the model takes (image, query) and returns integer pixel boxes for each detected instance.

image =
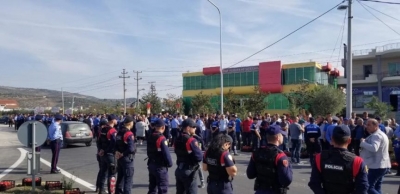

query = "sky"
[1,0,400,99]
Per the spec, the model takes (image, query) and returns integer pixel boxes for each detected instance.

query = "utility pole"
[346,0,353,119]
[148,82,156,95]
[119,69,130,115]
[133,71,142,108]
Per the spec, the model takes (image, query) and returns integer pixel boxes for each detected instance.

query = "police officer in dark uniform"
[251,117,261,152]
[97,114,118,194]
[304,117,322,166]
[95,119,108,192]
[246,127,293,194]
[203,134,237,194]
[147,119,173,194]
[308,126,369,194]
[115,116,136,194]
[259,120,270,147]
[174,119,203,194]
[227,120,239,156]
[211,119,219,139]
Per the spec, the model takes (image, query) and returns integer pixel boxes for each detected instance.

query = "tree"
[163,93,184,114]
[308,85,345,117]
[284,81,313,117]
[223,89,248,118]
[244,86,268,115]
[140,91,162,114]
[365,96,392,120]
[191,91,213,114]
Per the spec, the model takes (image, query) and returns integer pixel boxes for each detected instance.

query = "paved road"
[0,124,399,193]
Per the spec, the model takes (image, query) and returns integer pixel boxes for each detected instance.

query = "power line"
[362,2,400,22]
[359,0,400,5]
[225,0,345,69]
[330,10,347,68]
[45,70,120,89]
[357,0,400,36]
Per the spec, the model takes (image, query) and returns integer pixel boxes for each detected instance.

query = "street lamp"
[206,0,223,115]
[338,0,352,118]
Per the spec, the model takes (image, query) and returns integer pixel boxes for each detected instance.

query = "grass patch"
[3,186,63,194]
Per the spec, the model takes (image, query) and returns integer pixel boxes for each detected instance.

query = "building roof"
[0,99,19,109]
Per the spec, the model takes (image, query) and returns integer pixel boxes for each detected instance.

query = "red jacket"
[242,119,252,133]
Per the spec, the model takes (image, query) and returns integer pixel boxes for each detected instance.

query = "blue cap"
[266,127,284,136]
[35,115,43,121]
[332,126,351,138]
[154,119,165,127]
[107,114,117,121]
[54,114,63,121]
[182,119,197,129]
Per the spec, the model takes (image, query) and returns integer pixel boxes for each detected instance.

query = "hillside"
[0,86,136,109]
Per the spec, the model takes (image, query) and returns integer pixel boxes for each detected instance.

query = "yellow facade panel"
[215,86,256,95]
[183,89,216,97]
[264,109,288,115]
[182,72,203,77]
[282,84,318,93]
[282,62,317,69]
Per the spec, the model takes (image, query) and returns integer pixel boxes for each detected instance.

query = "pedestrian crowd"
[7,110,400,194]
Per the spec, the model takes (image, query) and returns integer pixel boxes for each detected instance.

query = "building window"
[388,63,400,76]
[352,91,376,108]
[267,94,289,110]
[363,65,372,78]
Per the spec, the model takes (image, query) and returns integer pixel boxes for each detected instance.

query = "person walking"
[48,114,63,174]
[360,119,391,194]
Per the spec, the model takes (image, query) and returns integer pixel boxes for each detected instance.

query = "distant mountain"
[0,86,136,109]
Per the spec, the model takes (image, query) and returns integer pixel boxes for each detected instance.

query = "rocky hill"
[0,86,136,109]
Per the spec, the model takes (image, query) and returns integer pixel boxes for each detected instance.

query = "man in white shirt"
[219,115,229,134]
[360,119,391,194]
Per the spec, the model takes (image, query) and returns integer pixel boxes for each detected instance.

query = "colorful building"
[182,61,338,114]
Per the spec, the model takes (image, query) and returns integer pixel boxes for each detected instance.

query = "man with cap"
[325,116,339,149]
[308,126,369,194]
[147,119,173,194]
[95,119,108,192]
[115,116,136,194]
[227,119,239,156]
[203,134,237,194]
[97,114,118,194]
[246,126,293,194]
[171,114,180,147]
[48,114,64,174]
[259,120,270,147]
[304,117,321,165]
[211,118,220,139]
[174,119,203,194]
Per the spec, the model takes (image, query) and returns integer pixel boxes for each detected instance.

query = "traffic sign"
[17,121,48,147]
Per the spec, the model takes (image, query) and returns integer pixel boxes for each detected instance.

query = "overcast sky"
[1,0,400,99]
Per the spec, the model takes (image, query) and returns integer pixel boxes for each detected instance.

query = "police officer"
[304,117,321,165]
[308,126,369,194]
[227,120,239,156]
[246,127,292,194]
[211,119,219,139]
[203,134,237,194]
[251,117,261,152]
[175,119,203,194]
[115,116,136,194]
[97,114,118,194]
[147,119,173,194]
[259,120,269,147]
[48,114,63,174]
[95,119,108,192]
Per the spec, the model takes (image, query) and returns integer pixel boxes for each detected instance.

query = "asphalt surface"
[0,124,399,194]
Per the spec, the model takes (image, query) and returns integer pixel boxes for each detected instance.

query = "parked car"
[60,121,93,148]
[0,116,9,124]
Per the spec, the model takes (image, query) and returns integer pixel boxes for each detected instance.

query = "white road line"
[0,148,27,180]
[39,158,96,191]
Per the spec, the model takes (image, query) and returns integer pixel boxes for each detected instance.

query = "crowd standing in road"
[5,110,400,194]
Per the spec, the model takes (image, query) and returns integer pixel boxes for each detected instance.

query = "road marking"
[39,158,96,191]
[0,148,27,180]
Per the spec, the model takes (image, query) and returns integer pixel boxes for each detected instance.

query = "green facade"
[183,71,259,90]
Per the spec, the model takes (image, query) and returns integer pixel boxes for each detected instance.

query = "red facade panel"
[258,61,282,93]
[203,67,220,75]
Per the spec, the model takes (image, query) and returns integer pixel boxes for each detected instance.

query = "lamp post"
[338,0,352,118]
[206,0,223,115]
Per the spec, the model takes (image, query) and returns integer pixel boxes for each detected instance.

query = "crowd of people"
[6,110,400,194]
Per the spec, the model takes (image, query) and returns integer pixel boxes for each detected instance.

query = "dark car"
[60,121,93,148]
[0,116,9,124]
